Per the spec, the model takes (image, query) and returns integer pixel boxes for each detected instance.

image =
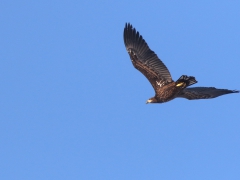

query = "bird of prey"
[123,23,239,103]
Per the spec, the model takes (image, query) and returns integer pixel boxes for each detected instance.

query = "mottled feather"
[124,23,172,90]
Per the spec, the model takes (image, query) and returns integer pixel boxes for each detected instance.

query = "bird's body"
[123,23,238,103]
[150,75,197,103]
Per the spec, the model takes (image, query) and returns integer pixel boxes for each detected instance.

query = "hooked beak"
[146,99,152,104]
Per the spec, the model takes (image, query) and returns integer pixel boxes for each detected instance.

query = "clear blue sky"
[1,1,240,179]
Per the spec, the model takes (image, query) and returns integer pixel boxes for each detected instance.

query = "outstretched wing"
[177,87,239,100]
[123,23,172,91]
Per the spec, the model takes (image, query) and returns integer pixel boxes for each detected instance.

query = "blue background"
[1,1,239,179]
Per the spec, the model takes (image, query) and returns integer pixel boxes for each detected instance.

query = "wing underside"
[123,23,172,90]
[177,87,239,100]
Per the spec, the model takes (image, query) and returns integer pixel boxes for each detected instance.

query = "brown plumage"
[123,23,239,103]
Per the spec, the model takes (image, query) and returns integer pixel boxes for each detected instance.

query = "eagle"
[123,23,239,103]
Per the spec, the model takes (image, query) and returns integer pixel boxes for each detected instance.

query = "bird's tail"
[176,75,197,88]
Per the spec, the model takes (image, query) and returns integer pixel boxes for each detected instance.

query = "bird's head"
[146,97,158,104]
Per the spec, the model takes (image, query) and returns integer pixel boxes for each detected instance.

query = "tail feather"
[176,75,197,87]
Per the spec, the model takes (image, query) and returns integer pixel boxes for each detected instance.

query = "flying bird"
[123,23,239,103]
